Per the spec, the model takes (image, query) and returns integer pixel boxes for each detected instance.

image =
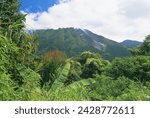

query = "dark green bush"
[107,56,150,81]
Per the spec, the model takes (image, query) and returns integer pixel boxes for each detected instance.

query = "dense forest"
[0,0,150,101]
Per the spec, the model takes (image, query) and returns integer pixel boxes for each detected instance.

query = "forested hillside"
[0,0,150,101]
[36,28,130,60]
[121,40,142,48]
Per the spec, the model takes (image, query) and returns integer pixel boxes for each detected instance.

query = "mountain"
[121,40,142,48]
[35,28,131,60]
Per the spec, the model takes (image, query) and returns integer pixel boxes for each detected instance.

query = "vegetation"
[121,40,142,48]
[129,35,150,56]
[36,28,130,60]
[0,0,150,101]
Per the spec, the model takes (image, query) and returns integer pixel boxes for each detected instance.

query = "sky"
[20,0,58,12]
[20,0,150,42]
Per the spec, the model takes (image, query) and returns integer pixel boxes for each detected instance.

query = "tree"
[107,56,150,82]
[76,51,110,78]
[43,50,67,62]
[0,0,25,39]
[140,35,150,55]
[0,0,41,100]
[0,0,37,66]
[129,35,150,56]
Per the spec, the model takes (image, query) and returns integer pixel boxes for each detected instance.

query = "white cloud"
[24,0,150,42]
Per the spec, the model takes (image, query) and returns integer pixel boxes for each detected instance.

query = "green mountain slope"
[121,40,142,48]
[35,28,131,60]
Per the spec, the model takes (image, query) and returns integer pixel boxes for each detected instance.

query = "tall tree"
[140,35,150,55]
[129,35,150,56]
[0,0,37,66]
[0,0,25,39]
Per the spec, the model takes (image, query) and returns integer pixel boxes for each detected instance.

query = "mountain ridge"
[35,28,131,60]
[120,40,142,48]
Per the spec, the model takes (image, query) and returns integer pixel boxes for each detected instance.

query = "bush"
[107,56,150,81]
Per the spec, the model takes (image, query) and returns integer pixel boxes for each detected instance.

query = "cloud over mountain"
[23,0,150,42]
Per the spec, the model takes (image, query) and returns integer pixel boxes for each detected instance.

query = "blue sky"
[20,0,58,12]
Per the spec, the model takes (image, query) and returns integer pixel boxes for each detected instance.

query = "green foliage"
[65,59,82,85]
[0,34,42,100]
[0,73,16,100]
[0,0,38,67]
[47,86,91,101]
[14,64,41,100]
[76,51,110,78]
[81,57,107,78]
[116,80,150,101]
[129,48,144,55]
[0,0,40,100]
[36,28,92,57]
[129,35,150,56]
[107,56,150,82]
[67,78,96,89]
[39,50,67,87]
[0,0,25,37]
[90,75,150,101]
[121,40,142,48]
[140,35,150,55]
[41,62,95,101]
[39,59,63,87]
[16,64,41,86]
[50,62,71,93]
[0,34,19,67]
[36,28,130,60]
[90,75,131,100]
[76,51,101,64]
